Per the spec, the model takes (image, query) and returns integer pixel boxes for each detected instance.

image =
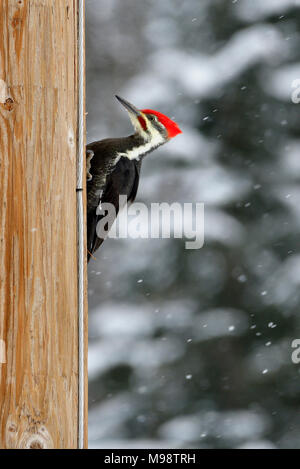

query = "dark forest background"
[86,0,300,449]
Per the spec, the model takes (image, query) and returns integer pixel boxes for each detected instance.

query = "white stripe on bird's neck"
[117,117,165,161]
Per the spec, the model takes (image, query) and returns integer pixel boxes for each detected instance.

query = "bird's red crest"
[142,109,182,139]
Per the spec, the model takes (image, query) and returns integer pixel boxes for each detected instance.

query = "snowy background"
[86,0,300,449]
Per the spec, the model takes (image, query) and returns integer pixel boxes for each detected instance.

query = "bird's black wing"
[86,141,119,259]
[128,160,141,203]
[87,154,140,260]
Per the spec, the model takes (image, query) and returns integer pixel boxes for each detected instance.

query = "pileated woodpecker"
[86,95,182,261]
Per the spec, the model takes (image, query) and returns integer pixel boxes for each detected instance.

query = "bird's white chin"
[129,115,148,139]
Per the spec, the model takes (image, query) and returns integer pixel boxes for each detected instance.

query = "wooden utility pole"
[0,0,87,449]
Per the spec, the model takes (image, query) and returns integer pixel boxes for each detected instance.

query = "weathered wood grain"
[0,0,87,449]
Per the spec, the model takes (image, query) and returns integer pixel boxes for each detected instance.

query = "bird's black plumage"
[86,136,143,260]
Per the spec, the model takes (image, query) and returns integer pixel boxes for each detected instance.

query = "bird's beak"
[115,95,141,117]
